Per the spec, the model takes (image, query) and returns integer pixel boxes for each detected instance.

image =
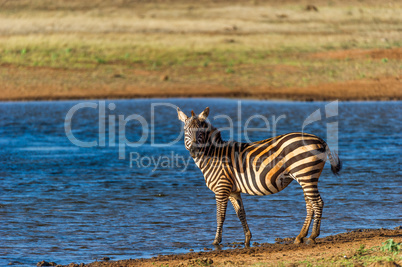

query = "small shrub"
[95,57,107,64]
[150,60,162,70]
[356,244,367,256]
[225,67,234,73]
[51,53,58,60]
[380,239,401,254]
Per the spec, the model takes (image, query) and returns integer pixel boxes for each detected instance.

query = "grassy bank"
[278,239,402,266]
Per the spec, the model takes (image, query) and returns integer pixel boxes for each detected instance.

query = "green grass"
[1,35,400,90]
[0,27,400,69]
[251,240,401,267]
[381,239,401,254]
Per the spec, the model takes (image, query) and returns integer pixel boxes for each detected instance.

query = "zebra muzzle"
[189,146,198,158]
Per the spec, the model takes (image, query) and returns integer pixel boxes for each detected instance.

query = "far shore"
[1,74,401,102]
[1,1,401,102]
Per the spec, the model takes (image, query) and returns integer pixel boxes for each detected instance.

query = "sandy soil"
[57,228,402,267]
[1,73,401,101]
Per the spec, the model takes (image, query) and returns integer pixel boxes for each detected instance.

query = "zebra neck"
[193,127,224,157]
[193,127,239,171]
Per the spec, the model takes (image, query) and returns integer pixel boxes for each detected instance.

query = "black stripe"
[296,169,322,178]
[289,159,324,175]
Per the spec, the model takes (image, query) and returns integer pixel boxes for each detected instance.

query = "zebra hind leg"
[229,192,252,247]
[305,194,324,244]
[294,193,314,244]
[292,163,325,245]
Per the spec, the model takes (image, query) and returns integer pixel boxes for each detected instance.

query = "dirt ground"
[59,228,401,267]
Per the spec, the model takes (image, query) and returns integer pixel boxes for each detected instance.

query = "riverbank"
[58,228,401,267]
[1,66,401,101]
[1,0,401,101]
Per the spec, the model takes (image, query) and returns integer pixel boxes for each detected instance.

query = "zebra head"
[177,107,210,158]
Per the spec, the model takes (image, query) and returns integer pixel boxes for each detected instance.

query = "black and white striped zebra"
[177,107,341,247]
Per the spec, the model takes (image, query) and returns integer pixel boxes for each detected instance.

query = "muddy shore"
[51,228,402,267]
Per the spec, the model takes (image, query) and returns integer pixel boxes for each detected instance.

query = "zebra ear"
[177,107,188,122]
[198,107,210,121]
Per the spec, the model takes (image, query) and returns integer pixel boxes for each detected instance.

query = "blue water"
[0,99,401,266]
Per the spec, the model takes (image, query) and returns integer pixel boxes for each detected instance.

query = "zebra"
[176,106,341,247]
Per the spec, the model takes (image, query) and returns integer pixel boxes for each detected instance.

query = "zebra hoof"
[245,233,252,247]
[306,238,316,245]
[213,244,222,251]
[294,237,303,244]
[212,239,221,246]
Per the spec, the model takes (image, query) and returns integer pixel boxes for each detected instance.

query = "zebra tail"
[324,143,342,176]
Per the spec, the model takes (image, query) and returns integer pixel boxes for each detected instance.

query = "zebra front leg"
[229,192,252,247]
[213,193,229,245]
[294,193,314,244]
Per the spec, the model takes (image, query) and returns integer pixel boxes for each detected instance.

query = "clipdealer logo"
[64,100,338,171]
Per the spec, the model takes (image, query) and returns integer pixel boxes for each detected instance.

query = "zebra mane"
[203,121,225,146]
